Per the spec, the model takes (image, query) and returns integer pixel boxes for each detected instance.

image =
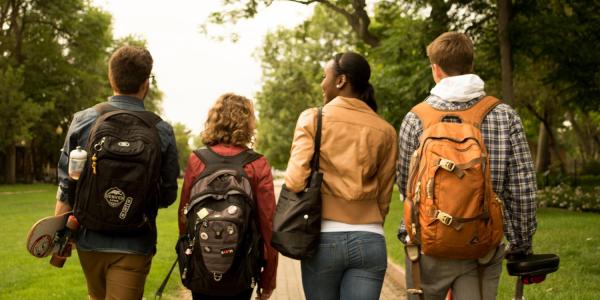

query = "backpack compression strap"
[193,147,262,175]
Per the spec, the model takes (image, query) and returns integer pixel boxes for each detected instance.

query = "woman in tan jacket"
[285,52,398,300]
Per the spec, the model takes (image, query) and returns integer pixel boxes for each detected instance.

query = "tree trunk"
[498,0,514,106]
[536,122,551,172]
[23,144,33,183]
[566,111,593,163]
[5,144,16,184]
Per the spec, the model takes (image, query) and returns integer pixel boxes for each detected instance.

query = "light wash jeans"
[301,231,387,300]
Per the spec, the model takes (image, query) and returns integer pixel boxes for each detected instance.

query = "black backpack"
[176,147,263,296]
[73,103,162,233]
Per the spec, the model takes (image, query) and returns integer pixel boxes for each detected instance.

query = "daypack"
[73,103,162,233]
[176,147,263,296]
[404,96,504,260]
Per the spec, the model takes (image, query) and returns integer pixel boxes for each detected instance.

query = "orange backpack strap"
[459,96,502,128]
[411,96,501,129]
[410,101,448,130]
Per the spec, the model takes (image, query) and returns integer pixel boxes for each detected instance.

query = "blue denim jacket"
[56,95,180,254]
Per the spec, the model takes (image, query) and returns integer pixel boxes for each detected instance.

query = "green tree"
[0,0,112,183]
[172,122,192,174]
[209,0,379,46]
[254,5,357,168]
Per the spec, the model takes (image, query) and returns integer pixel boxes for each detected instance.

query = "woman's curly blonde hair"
[201,93,256,147]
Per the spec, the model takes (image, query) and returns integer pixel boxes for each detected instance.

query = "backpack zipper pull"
[91,154,97,175]
[91,137,105,175]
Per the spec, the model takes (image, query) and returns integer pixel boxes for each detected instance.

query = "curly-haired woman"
[178,93,278,300]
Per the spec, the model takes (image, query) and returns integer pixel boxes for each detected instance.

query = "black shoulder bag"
[270,107,322,260]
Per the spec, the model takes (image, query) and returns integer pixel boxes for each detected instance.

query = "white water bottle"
[68,146,87,180]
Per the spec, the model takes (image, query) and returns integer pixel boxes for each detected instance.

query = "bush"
[537,184,600,212]
[581,160,600,176]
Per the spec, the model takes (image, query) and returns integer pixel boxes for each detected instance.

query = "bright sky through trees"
[92,0,313,133]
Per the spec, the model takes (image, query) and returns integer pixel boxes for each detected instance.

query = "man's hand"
[505,244,532,261]
[54,200,72,216]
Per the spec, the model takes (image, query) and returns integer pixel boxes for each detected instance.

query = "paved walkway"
[174,179,406,299]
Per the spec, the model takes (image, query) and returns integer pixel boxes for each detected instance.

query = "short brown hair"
[426,32,474,75]
[201,93,256,147]
[108,46,153,94]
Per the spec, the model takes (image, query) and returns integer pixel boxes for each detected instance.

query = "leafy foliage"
[0,0,167,182]
[172,122,192,174]
[254,5,357,168]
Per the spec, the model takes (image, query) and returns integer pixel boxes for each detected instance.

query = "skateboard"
[26,211,79,267]
[507,253,560,300]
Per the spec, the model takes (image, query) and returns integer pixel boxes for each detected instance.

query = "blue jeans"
[301,231,387,300]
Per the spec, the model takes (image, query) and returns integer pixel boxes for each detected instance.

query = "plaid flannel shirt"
[396,95,537,250]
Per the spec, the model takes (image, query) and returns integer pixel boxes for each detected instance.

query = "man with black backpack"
[54,46,179,299]
[397,32,538,299]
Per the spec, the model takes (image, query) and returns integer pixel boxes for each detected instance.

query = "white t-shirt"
[321,220,384,236]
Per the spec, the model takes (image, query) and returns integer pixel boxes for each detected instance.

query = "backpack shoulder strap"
[193,147,262,173]
[410,102,447,130]
[458,96,501,129]
[94,102,162,128]
[411,96,501,130]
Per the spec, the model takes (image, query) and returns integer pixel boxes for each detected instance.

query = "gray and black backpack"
[73,103,162,234]
[176,147,264,296]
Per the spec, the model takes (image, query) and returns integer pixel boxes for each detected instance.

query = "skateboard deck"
[26,211,72,258]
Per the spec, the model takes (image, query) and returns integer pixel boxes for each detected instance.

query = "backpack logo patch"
[119,197,134,220]
[104,187,127,207]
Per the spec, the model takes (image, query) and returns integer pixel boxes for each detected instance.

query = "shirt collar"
[108,95,146,110]
[326,96,376,114]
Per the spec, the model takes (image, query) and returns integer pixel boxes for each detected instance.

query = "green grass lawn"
[3,184,600,299]
[0,183,182,299]
[384,189,600,299]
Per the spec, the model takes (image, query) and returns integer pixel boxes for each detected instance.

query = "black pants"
[192,288,253,300]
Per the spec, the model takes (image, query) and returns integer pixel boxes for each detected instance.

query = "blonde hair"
[426,31,474,75]
[201,93,256,147]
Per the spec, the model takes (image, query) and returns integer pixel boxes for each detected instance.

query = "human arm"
[253,157,278,295]
[156,122,180,208]
[504,111,537,252]
[377,128,398,221]
[396,112,422,200]
[55,109,96,215]
[178,153,203,235]
[284,108,317,193]
[396,112,422,242]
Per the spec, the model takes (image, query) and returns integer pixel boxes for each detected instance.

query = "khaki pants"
[405,244,505,300]
[78,250,153,300]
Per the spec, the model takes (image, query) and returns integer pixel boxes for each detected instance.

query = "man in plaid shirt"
[396,32,537,299]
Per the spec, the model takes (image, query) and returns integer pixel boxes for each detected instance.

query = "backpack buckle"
[439,159,456,172]
[435,210,453,226]
[407,288,424,295]
[213,272,223,281]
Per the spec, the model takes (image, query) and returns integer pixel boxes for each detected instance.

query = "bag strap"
[193,147,262,173]
[94,102,162,128]
[309,107,323,172]
[411,96,501,129]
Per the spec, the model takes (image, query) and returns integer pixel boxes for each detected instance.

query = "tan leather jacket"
[284,96,398,224]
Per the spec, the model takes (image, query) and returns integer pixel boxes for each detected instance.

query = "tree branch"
[280,0,379,47]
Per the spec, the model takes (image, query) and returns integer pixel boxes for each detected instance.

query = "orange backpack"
[404,96,504,260]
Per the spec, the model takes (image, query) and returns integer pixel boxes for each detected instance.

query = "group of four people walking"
[55,31,536,300]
